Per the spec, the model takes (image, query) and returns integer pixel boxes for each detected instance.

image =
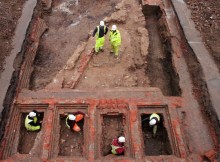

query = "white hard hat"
[100,21,104,26]
[118,136,125,143]
[149,119,157,126]
[111,25,117,31]
[29,112,36,117]
[68,114,76,120]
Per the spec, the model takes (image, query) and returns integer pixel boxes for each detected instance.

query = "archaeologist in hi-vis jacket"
[25,110,42,131]
[149,113,160,136]
[66,112,88,132]
[142,113,161,137]
[93,20,108,54]
[109,25,121,58]
[111,136,125,155]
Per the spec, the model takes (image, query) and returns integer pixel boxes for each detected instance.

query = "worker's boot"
[95,51,99,55]
[100,48,104,52]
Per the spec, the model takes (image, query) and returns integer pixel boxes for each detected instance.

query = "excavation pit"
[141,4,181,96]
[102,114,124,156]
[138,105,183,157]
[53,105,88,158]
[18,112,44,154]
[96,106,131,159]
[141,113,172,156]
[1,0,212,160]
[59,114,84,156]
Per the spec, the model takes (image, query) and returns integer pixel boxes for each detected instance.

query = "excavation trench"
[0,0,38,142]
[142,5,181,96]
[28,0,182,97]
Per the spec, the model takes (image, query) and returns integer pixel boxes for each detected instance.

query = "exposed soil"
[180,34,220,152]
[18,113,43,154]
[0,0,25,74]
[76,0,180,96]
[141,114,172,156]
[102,115,124,156]
[59,116,84,156]
[185,0,220,71]
[30,0,181,97]
[174,0,220,155]
[142,5,181,96]
[31,0,120,89]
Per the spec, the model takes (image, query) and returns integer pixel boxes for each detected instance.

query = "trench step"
[30,18,48,42]
[68,52,94,89]
[17,87,164,101]
[18,18,48,90]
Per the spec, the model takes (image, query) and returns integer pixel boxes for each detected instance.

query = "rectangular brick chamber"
[138,105,178,157]
[95,107,132,159]
[59,113,84,156]
[1,104,48,159]
[102,114,124,156]
[50,104,88,159]
[18,112,44,154]
[141,113,172,156]
[16,105,47,156]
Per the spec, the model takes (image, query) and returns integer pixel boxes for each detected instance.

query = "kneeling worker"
[66,111,88,132]
[111,136,125,155]
[25,110,42,131]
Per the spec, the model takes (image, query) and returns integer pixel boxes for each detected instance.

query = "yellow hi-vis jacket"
[150,113,160,122]
[25,115,40,131]
[109,30,121,46]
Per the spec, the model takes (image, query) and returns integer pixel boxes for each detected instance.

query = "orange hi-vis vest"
[66,114,84,132]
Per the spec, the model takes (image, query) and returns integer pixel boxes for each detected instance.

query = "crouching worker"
[66,111,88,132]
[142,113,160,137]
[25,110,42,131]
[111,136,125,155]
[149,113,160,137]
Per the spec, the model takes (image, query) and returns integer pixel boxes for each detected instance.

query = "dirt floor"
[59,116,84,156]
[0,0,25,74]
[75,0,175,95]
[31,0,120,89]
[185,0,220,71]
[102,115,124,156]
[141,114,172,156]
[31,0,181,97]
